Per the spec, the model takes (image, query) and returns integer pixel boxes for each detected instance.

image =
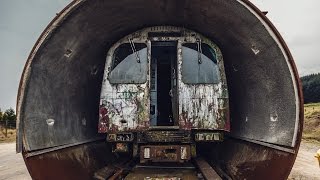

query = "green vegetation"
[303,103,320,142]
[301,73,320,104]
[301,73,320,142]
[0,108,17,143]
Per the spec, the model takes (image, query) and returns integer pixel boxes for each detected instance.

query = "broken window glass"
[182,43,220,84]
[109,43,148,84]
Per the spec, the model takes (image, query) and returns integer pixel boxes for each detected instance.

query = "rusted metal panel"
[17,0,303,179]
[99,27,230,133]
[99,36,151,133]
[178,84,228,130]
[177,37,229,131]
[198,137,299,180]
[137,130,192,143]
[99,84,150,132]
[195,132,223,142]
[140,145,191,163]
[107,133,134,142]
[23,141,117,180]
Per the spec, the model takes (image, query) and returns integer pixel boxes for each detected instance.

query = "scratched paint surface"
[99,84,150,132]
[178,83,229,130]
[99,34,150,133]
[99,26,229,133]
[177,39,229,131]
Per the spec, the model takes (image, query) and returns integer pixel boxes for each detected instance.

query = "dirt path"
[0,141,319,179]
[0,143,31,180]
[289,141,320,180]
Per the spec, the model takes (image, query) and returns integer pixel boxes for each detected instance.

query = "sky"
[0,0,319,110]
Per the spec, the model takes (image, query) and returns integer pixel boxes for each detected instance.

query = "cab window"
[182,43,220,84]
[109,43,148,84]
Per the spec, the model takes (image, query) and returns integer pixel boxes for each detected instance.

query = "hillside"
[303,103,320,142]
[301,73,320,104]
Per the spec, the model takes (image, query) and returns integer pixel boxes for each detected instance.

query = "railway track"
[94,157,228,180]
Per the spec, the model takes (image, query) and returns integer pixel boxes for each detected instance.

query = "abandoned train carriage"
[98,26,229,162]
[16,0,303,179]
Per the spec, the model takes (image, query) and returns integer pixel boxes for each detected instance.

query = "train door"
[150,42,178,126]
[99,41,151,133]
[178,40,226,130]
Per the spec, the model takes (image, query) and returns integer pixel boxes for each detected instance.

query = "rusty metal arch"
[17,0,303,179]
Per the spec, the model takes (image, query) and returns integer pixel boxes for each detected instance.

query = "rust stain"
[177,36,229,130]
[98,34,152,133]
[98,106,109,133]
[99,27,229,132]
[140,145,191,163]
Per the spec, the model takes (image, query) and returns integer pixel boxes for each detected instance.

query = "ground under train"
[98,26,229,162]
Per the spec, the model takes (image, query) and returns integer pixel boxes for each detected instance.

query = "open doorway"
[150,42,177,126]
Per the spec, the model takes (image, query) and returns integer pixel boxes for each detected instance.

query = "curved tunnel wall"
[17,0,303,179]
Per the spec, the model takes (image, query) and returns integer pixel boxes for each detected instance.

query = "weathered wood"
[194,157,222,180]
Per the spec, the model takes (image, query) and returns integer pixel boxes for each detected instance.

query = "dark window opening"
[109,43,147,84]
[183,43,217,64]
[182,43,220,84]
[150,43,177,126]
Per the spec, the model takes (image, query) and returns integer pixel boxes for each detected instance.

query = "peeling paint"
[177,36,229,131]
[99,84,150,132]
[99,26,229,133]
[99,35,151,132]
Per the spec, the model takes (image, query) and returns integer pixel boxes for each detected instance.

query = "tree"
[2,108,16,129]
[301,73,320,103]
[0,108,2,121]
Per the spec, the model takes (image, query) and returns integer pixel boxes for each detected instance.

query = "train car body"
[98,27,229,162]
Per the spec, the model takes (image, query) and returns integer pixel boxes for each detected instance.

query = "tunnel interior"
[17,0,303,179]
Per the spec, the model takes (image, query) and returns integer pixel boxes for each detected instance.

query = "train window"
[182,43,220,84]
[109,43,148,84]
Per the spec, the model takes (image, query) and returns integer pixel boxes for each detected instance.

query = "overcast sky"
[0,0,319,110]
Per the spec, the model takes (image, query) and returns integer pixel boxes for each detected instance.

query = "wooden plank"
[194,157,222,180]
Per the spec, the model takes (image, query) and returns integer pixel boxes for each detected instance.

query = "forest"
[301,73,320,104]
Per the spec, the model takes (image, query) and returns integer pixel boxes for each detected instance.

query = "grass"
[0,128,16,143]
[303,103,320,142]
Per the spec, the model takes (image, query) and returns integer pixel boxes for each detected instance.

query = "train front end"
[98,26,229,163]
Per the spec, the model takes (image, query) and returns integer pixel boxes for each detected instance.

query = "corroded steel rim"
[242,0,303,178]
[16,0,303,179]
[17,0,303,131]
[16,0,83,153]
